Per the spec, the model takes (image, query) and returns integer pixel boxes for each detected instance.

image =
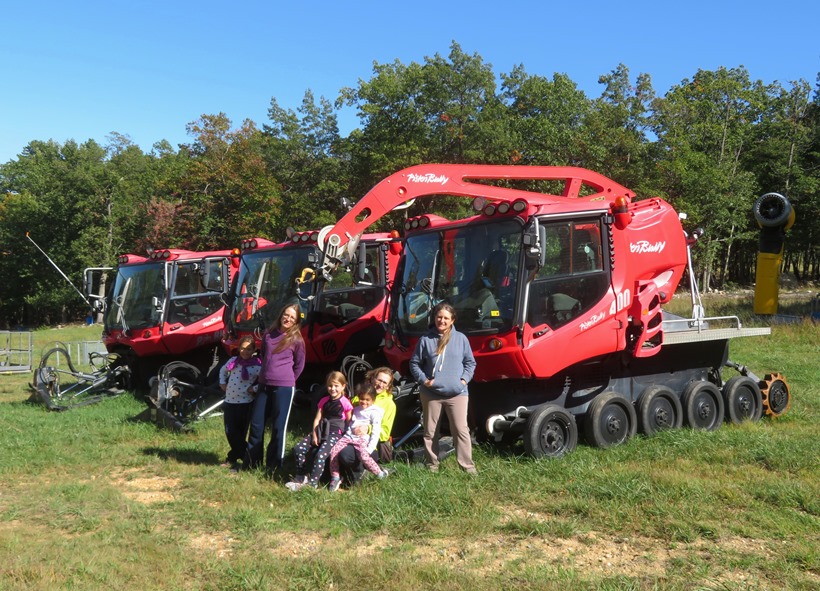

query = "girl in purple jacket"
[244,303,306,472]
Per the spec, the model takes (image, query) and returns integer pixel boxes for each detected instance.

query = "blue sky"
[2,0,818,164]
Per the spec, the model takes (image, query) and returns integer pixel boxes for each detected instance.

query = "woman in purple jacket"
[244,303,305,472]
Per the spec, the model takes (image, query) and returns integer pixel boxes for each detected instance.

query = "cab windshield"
[395,219,522,335]
[229,247,313,331]
[105,262,164,331]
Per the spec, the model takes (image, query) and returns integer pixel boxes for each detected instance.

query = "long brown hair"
[270,303,304,352]
[432,302,456,355]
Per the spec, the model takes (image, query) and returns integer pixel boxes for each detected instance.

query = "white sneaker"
[285,481,304,492]
[328,478,342,492]
[378,469,390,479]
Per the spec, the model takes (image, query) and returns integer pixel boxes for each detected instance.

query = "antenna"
[25,232,92,307]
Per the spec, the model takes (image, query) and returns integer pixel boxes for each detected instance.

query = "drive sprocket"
[759,372,791,417]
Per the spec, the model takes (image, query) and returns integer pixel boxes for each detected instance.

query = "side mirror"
[357,242,367,281]
[353,242,374,284]
[200,258,229,292]
[523,222,546,270]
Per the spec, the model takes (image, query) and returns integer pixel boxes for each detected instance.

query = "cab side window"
[314,244,385,327]
[527,220,608,330]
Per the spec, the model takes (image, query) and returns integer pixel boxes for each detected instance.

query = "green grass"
[0,304,818,590]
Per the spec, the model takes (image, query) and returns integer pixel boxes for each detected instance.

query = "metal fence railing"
[39,341,109,370]
[1,331,33,373]
[1,335,108,374]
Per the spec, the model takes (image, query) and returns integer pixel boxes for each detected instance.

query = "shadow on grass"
[141,446,221,465]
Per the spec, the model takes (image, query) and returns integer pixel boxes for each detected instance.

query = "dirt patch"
[495,507,670,576]
[257,514,794,587]
[190,532,236,559]
[95,472,813,587]
[109,468,180,505]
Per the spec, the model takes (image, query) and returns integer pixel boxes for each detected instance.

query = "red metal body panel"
[518,290,622,380]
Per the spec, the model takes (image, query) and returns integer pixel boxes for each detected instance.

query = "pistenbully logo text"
[406,173,449,185]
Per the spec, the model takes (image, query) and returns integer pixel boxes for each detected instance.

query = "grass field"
[0,294,817,590]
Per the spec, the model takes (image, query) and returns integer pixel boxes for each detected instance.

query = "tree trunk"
[95,274,107,324]
[722,224,735,285]
[701,261,712,293]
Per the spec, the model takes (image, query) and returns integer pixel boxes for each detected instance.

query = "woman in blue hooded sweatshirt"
[409,302,477,474]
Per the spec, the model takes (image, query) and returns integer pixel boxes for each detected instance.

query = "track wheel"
[102,352,133,391]
[759,372,791,417]
[523,404,578,458]
[33,345,78,408]
[682,381,724,430]
[585,392,637,448]
[722,376,763,424]
[638,385,682,436]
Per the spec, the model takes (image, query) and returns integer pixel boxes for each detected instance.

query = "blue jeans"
[244,385,294,470]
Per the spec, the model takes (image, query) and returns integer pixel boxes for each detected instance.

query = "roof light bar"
[404,216,433,231]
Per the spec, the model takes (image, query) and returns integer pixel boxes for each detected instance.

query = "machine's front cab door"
[522,216,620,377]
[309,242,388,363]
[167,258,229,327]
[164,257,230,354]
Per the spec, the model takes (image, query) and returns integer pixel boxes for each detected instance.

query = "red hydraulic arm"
[317,164,634,278]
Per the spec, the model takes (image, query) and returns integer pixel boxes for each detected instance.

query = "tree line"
[1,42,818,327]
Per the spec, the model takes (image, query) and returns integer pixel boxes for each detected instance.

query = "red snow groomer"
[86,248,239,388]
[221,229,402,391]
[308,164,791,457]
